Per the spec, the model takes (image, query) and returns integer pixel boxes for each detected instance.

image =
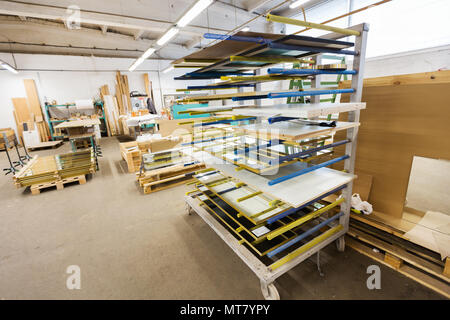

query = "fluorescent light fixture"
[157,27,180,46]
[177,0,213,28]
[142,47,156,59]
[241,26,250,32]
[129,47,155,71]
[1,62,18,74]
[163,66,174,74]
[129,57,145,72]
[289,0,308,9]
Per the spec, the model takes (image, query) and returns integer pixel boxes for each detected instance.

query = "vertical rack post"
[338,23,369,246]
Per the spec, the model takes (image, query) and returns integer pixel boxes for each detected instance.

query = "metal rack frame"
[184,22,369,299]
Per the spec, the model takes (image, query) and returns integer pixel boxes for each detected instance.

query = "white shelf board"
[229,102,366,118]
[183,102,365,118]
[235,121,359,141]
[185,149,355,208]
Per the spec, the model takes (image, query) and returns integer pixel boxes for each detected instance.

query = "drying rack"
[179,20,369,299]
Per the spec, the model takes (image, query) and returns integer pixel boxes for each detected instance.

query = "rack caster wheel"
[260,280,280,300]
[185,203,193,215]
[336,236,345,252]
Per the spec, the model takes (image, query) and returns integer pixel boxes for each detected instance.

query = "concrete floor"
[0,137,443,299]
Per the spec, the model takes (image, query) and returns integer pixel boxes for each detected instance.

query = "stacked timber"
[11,79,51,145]
[137,162,205,194]
[13,149,96,194]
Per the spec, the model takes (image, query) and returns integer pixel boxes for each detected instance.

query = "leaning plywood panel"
[337,70,450,218]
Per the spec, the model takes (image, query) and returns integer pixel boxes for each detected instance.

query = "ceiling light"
[157,27,180,46]
[289,0,308,9]
[241,27,250,32]
[129,57,145,72]
[1,62,18,74]
[163,66,174,74]
[177,0,214,28]
[141,47,156,59]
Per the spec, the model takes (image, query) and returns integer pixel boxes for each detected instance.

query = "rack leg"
[185,203,193,215]
[260,280,280,300]
[336,235,345,252]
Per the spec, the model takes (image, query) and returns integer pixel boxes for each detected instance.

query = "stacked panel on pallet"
[176,19,368,299]
[13,149,96,188]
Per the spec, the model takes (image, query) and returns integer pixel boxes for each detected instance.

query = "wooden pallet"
[120,141,142,173]
[30,174,87,195]
[142,174,195,194]
[27,140,63,151]
[346,226,450,298]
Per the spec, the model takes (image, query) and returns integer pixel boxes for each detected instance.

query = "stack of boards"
[11,79,51,145]
[14,149,96,194]
[189,169,343,267]
[136,147,205,194]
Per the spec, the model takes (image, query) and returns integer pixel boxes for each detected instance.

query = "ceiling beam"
[133,30,144,40]
[0,0,226,37]
[244,0,274,12]
[0,19,191,59]
[273,0,329,17]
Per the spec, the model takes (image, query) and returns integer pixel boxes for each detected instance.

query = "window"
[287,0,450,57]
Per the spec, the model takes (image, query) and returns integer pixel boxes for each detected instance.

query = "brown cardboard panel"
[337,71,450,217]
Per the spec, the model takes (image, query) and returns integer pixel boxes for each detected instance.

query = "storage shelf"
[185,150,355,208]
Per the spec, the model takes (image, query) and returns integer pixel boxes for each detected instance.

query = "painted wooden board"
[236,121,359,141]
[228,102,366,118]
[185,150,354,208]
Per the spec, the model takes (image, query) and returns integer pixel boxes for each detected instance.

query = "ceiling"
[0,0,328,61]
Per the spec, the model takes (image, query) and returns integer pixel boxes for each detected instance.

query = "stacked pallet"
[347,214,450,298]
[14,149,96,194]
[120,141,142,173]
[137,162,205,194]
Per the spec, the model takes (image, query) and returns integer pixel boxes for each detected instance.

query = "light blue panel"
[172,103,209,119]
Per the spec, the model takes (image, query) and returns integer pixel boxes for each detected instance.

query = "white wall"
[0,53,210,131]
[1,44,449,132]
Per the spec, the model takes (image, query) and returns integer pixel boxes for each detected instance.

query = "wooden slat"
[346,237,450,299]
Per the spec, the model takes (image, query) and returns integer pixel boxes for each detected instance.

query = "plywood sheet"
[337,71,450,218]
[23,79,42,117]
[12,97,31,122]
[186,150,354,208]
[54,119,100,128]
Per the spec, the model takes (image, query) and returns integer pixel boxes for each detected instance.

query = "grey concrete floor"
[0,137,444,299]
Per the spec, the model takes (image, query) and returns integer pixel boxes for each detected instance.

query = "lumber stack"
[11,79,51,145]
[115,71,131,115]
[100,85,120,136]
[137,162,205,194]
[13,149,96,190]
